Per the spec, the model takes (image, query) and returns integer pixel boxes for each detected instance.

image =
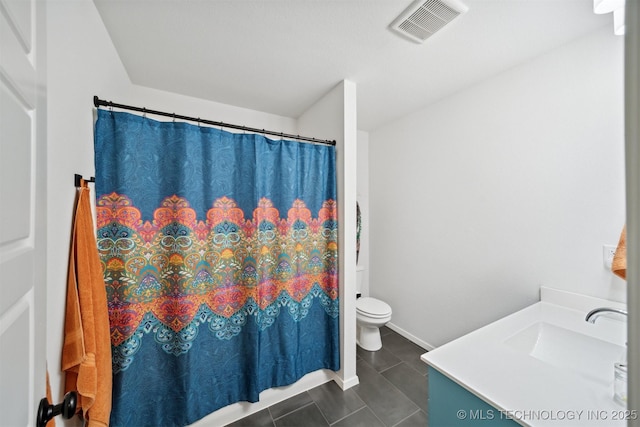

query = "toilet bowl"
[356,297,392,351]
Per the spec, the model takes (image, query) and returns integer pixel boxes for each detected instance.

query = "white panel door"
[0,0,47,425]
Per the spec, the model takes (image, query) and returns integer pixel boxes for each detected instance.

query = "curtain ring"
[142,107,147,119]
[172,113,176,123]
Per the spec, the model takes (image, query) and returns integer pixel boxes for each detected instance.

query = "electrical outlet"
[603,244,617,269]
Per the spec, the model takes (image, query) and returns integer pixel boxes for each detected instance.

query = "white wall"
[357,131,370,295]
[369,27,626,349]
[46,1,344,425]
[47,4,129,423]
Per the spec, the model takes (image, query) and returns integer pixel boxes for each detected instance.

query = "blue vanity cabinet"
[428,367,520,426]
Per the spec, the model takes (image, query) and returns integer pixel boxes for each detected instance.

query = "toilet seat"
[356,297,392,318]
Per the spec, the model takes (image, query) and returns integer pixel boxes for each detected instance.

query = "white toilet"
[355,267,392,351]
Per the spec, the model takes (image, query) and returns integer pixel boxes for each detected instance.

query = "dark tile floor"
[225,327,429,427]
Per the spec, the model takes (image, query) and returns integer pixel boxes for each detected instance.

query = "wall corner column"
[298,80,359,390]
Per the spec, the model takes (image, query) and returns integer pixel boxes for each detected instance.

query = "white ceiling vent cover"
[390,0,468,43]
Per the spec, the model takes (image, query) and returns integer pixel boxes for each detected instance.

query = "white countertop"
[421,287,631,426]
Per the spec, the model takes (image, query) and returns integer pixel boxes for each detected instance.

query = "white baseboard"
[334,373,360,390]
[190,370,334,426]
[386,322,436,351]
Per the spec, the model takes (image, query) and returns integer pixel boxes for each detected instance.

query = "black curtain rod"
[93,96,336,146]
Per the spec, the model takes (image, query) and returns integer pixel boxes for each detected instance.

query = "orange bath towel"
[612,225,626,280]
[61,180,112,426]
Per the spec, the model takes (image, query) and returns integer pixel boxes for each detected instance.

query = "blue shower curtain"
[94,109,340,427]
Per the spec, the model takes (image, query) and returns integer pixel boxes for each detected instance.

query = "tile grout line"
[315,401,332,427]
[327,405,368,426]
[378,361,426,419]
[378,360,404,374]
[269,400,317,423]
[352,365,418,427]
[390,408,422,427]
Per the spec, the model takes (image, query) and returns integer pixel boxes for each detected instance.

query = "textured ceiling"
[94,0,611,131]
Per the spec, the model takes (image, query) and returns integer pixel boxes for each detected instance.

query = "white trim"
[333,372,360,390]
[386,322,436,351]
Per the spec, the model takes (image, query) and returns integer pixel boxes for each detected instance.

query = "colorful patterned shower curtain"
[94,109,340,427]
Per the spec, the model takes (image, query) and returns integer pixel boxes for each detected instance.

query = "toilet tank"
[356,266,365,294]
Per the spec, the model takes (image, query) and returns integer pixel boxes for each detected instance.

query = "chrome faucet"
[585,307,628,405]
[585,307,628,323]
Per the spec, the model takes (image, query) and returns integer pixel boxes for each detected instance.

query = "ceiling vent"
[390,0,468,43]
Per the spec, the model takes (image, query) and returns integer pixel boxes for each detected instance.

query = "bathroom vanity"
[421,288,631,426]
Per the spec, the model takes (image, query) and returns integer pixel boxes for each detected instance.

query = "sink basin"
[504,322,625,385]
[423,290,630,426]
